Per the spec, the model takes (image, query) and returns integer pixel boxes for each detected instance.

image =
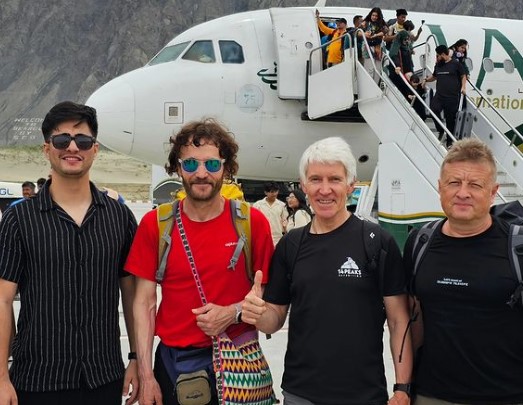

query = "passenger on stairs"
[388,20,416,98]
[423,45,467,148]
[347,15,364,63]
[361,7,388,84]
[449,39,470,79]
[408,74,427,121]
[316,9,348,67]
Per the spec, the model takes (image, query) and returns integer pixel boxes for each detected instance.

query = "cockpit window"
[182,40,216,63]
[219,41,245,64]
[148,42,190,66]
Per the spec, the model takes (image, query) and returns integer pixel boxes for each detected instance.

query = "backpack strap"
[156,201,178,283]
[156,199,253,284]
[506,224,523,308]
[361,220,384,295]
[410,219,442,295]
[228,199,253,283]
[284,223,310,283]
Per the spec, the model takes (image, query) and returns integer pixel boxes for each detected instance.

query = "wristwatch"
[234,303,242,324]
[393,383,411,397]
[128,352,137,360]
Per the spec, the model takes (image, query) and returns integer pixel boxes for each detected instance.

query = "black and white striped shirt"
[0,181,137,392]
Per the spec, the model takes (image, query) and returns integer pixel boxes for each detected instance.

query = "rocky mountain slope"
[0,0,520,145]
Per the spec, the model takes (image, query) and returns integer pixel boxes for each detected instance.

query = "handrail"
[466,79,523,147]
[420,34,439,76]
[381,53,455,148]
[353,28,453,147]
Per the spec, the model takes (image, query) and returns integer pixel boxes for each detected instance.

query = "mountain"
[0,0,520,145]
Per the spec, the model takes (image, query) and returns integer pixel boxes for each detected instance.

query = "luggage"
[455,95,474,139]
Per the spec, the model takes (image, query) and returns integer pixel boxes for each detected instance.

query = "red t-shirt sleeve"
[125,209,159,282]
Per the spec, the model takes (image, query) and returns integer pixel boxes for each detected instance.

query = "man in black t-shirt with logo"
[242,137,413,405]
[424,45,467,147]
[404,138,523,405]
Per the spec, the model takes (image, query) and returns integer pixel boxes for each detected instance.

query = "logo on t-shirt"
[338,257,362,278]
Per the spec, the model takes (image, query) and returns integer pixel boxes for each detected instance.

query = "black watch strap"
[128,352,137,360]
[393,383,411,397]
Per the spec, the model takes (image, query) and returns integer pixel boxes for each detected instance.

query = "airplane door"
[269,8,321,99]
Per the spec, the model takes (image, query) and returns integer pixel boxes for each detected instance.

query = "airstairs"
[268,8,523,242]
[305,30,523,222]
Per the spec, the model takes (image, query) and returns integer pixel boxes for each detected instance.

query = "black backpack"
[410,201,523,308]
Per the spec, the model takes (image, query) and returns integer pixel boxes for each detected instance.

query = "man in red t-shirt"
[126,118,274,405]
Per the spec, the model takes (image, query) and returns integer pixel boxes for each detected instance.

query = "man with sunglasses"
[0,101,139,405]
[126,118,274,405]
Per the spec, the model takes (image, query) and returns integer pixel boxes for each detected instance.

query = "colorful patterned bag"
[213,330,275,405]
[175,202,276,405]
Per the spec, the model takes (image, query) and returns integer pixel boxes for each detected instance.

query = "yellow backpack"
[155,182,252,283]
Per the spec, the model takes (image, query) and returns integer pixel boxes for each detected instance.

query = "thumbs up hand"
[241,270,267,326]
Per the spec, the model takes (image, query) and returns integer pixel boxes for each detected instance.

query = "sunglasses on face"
[49,133,96,151]
[178,158,225,173]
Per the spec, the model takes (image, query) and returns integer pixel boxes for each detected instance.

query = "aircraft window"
[482,58,494,73]
[504,59,515,74]
[182,40,216,63]
[219,41,244,64]
[149,42,190,66]
[464,58,473,73]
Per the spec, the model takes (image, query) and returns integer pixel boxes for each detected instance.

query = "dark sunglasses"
[178,158,225,173]
[50,133,96,151]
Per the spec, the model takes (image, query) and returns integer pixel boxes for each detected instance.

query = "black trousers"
[17,378,124,405]
[431,95,460,146]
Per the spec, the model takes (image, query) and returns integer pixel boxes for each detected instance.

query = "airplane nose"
[86,79,135,155]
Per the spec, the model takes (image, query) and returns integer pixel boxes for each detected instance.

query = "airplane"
[0,181,23,212]
[86,2,523,244]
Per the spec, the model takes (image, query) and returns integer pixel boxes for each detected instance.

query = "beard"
[182,176,223,202]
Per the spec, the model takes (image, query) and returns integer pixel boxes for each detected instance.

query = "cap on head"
[337,18,347,25]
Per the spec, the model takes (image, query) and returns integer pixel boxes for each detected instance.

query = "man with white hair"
[242,137,413,405]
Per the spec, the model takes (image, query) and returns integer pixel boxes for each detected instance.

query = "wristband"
[128,352,137,360]
[234,303,242,324]
[393,383,411,397]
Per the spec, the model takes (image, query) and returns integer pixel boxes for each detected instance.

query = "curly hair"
[165,118,239,179]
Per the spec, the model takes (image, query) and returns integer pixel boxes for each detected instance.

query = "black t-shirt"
[433,59,465,99]
[264,215,405,405]
[405,219,523,404]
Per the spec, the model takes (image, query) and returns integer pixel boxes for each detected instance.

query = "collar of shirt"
[37,180,107,212]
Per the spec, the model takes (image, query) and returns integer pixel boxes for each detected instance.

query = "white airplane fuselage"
[87,7,523,183]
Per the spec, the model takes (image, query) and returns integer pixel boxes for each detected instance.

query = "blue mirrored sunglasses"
[178,158,225,173]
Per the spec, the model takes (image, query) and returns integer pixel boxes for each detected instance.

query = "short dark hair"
[41,101,98,142]
[435,45,449,55]
[165,118,239,179]
[263,181,279,193]
[36,178,47,187]
[337,18,347,25]
[396,8,408,16]
[22,181,36,190]
[353,15,362,25]
[403,20,415,31]
[410,74,421,84]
